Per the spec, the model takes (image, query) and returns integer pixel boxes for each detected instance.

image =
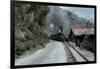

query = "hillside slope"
[15,3,49,58]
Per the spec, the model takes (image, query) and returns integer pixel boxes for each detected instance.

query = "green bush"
[80,39,90,50]
[80,36,92,51]
[15,43,26,56]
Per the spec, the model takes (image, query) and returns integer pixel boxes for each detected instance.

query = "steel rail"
[64,42,89,62]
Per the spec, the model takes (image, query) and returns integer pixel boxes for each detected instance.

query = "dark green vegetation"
[67,11,94,28]
[80,37,92,50]
[15,3,49,58]
[80,35,95,53]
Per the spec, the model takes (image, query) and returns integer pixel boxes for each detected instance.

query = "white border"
[0,0,99,69]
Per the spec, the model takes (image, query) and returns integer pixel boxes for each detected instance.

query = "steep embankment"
[15,3,49,58]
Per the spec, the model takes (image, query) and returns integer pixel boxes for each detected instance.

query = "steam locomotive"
[49,26,68,42]
[50,32,65,42]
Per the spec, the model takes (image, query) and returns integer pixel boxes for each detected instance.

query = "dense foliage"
[15,3,49,58]
[80,36,95,53]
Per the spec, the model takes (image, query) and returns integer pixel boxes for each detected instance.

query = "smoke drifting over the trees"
[47,6,69,34]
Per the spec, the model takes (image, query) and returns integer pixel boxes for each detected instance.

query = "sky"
[60,6,95,23]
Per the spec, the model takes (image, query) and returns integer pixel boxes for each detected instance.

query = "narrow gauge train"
[50,32,65,42]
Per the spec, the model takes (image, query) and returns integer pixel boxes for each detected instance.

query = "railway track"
[64,42,89,62]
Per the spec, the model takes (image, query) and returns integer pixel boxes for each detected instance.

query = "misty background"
[46,6,94,34]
